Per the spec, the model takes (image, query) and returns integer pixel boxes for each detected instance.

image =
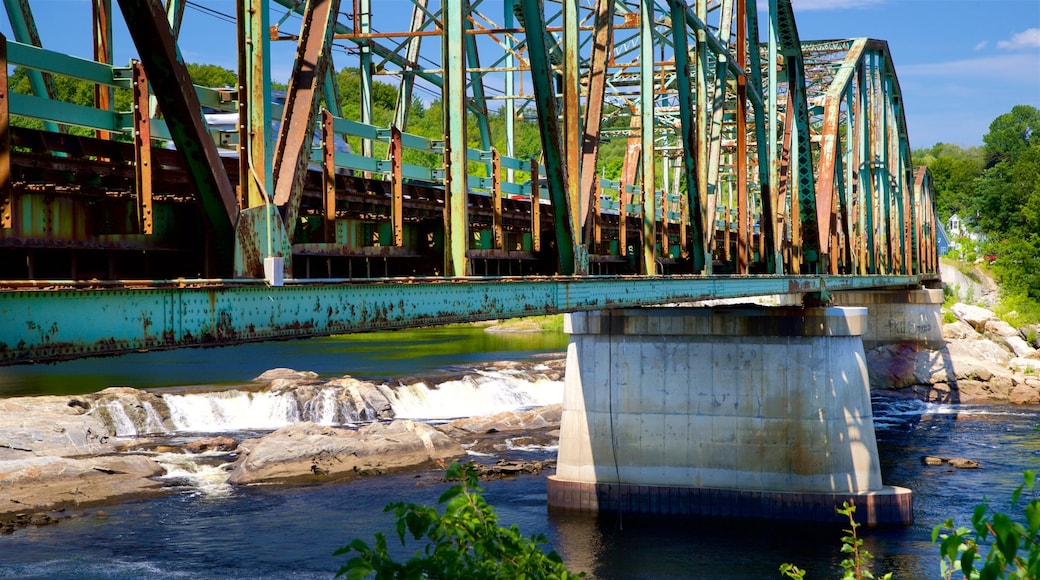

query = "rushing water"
[2,329,1040,579]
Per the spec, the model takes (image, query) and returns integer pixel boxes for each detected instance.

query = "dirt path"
[940,259,999,306]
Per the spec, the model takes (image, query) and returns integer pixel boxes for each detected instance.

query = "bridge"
[0,0,940,524]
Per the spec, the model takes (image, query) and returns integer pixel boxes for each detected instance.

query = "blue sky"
[3,0,1038,149]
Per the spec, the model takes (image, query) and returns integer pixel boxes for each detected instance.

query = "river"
[2,327,1039,579]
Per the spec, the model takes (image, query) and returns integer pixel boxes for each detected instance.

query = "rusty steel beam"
[492,147,503,250]
[272,0,341,239]
[530,158,541,252]
[389,125,405,247]
[578,0,615,241]
[92,0,112,140]
[0,36,8,230]
[815,39,867,273]
[735,0,748,273]
[322,109,337,243]
[131,60,153,235]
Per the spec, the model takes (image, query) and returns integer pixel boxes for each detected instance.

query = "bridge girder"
[0,0,936,283]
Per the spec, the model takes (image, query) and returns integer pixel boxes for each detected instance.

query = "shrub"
[933,470,1040,579]
[335,461,583,579]
[780,502,891,580]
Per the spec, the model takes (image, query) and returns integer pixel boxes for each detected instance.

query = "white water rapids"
[105,366,563,436]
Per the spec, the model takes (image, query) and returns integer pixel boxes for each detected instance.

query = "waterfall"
[146,367,563,433]
[163,390,302,432]
[100,401,138,437]
[380,369,562,420]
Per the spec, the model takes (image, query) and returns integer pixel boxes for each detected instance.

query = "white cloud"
[974,40,988,51]
[898,53,1040,82]
[997,28,1040,50]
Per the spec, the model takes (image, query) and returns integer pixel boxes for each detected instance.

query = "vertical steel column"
[389,126,405,247]
[492,148,503,249]
[667,0,705,272]
[858,56,875,274]
[238,0,273,210]
[503,0,516,183]
[640,0,656,275]
[579,0,615,244]
[530,158,541,251]
[519,0,575,274]
[706,0,733,257]
[93,0,113,140]
[744,0,772,272]
[322,109,337,243]
[695,0,710,271]
[131,61,153,235]
[443,0,469,276]
[0,36,9,230]
[735,0,748,273]
[358,0,373,161]
[563,0,586,273]
[766,0,781,273]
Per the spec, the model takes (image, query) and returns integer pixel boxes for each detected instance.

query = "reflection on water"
[0,325,567,397]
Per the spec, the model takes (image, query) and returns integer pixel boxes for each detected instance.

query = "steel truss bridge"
[0,0,939,364]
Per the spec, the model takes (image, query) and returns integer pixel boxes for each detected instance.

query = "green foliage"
[944,310,957,324]
[780,502,892,580]
[335,462,582,580]
[933,470,1040,580]
[185,63,236,89]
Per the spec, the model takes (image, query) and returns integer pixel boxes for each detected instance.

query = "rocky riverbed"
[3,304,1038,532]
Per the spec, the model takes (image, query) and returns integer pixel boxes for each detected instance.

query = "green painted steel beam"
[0,274,930,365]
[667,0,705,272]
[519,0,575,275]
[3,0,58,133]
[443,0,469,276]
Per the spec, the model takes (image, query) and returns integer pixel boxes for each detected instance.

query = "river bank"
[4,301,1039,532]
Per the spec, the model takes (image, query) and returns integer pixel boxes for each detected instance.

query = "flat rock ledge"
[0,455,166,518]
[228,420,464,485]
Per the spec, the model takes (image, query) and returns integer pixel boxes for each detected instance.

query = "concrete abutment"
[549,306,912,525]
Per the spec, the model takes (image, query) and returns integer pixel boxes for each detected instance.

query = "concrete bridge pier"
[829,288,945,349]
[548,306,912,525]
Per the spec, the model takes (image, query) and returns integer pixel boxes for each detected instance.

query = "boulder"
[1004,336,1038,359]
[951,303,996,331]
[254,368,320,382]
[984,318,1022,339]
[437,404,563,437]
[0,455,166,517]
[948,458,981,469]
[943,320,979,341]
[946,336,1012,366]
[1010,358,1040,374]
[1008,385,1040,405]
[228,420,463,485]
[183,436,237,454]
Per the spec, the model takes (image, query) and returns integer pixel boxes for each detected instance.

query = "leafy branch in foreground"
[933,470,1040,580]
[334,461,583,579]
[780,502,892,580]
